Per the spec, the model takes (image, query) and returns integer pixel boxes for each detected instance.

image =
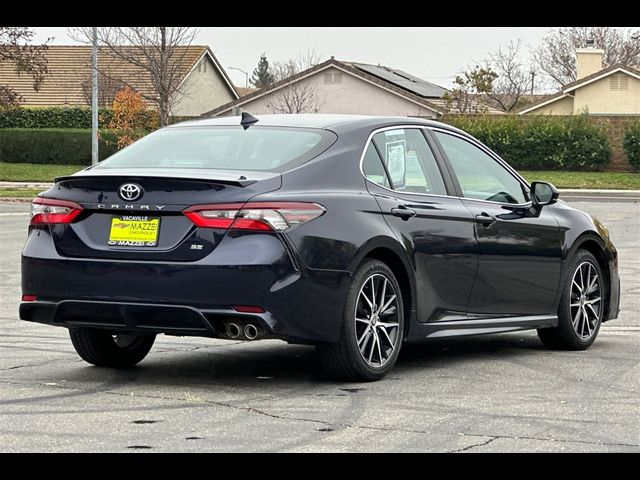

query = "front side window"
[365,128,446,196]
[94,126,336,173]
[433,131,528,204]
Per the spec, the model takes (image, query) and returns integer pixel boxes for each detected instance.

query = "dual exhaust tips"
[226,322,262,341]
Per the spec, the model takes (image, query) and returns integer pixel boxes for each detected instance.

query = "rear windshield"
[94,126,336,173]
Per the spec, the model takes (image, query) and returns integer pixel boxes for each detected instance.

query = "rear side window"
[94,126,336,173]
[366,128,447,195]
[362,143,391,187]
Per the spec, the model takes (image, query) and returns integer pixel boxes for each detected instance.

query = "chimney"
[575,42,604,80]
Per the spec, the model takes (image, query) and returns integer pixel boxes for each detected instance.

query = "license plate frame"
[108,215,161,247]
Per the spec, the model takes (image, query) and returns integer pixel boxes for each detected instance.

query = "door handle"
[475,212,496,227]
[391,207,417,220]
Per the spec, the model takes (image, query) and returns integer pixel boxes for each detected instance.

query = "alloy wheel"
[570,261,602,340]
[354,273,401,367]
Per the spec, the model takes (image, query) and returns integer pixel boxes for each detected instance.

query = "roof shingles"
[0,45,209,107]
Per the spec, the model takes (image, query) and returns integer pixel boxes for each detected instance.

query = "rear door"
[430,128,562,316]
[362,126,477,322]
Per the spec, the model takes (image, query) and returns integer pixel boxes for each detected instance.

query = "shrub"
[442,114,611,171]
[0,106,158,130]
[0,129,120,165]
[623,122,640,172]
[105,86,149,149]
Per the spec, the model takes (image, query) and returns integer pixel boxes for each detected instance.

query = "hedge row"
[0,107,159,130]
[442,115,612,171]
[0,129,122,165]
[623,122,640,172]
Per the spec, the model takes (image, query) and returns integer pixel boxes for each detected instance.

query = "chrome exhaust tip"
[244,324,259,340]
[226,323,241,339]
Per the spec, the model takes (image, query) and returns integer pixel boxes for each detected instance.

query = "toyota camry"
[20,114,621,381]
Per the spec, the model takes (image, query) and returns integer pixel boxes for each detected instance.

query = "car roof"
[169,114,461,135]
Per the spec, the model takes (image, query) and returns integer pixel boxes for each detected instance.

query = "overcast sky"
[30,27,550,89]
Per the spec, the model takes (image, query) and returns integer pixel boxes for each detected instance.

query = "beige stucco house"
[0,45,239,117]
[520,47,640,115]
[205,58,499,118]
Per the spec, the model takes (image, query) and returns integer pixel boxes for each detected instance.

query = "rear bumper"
[19,299,272,338]
[21,234,352,342]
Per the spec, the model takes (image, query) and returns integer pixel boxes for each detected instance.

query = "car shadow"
[58,333,550,390]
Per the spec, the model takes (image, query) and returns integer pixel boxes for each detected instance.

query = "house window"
[324,72,343,85]
[620,75,628,91]
[610,76,619,90]
[610,74,629,91]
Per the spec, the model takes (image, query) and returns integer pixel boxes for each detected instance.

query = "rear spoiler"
[54,175,258,188]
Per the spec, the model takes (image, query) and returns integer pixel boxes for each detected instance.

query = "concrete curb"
[560,189,640,197]
[0,182,53,189]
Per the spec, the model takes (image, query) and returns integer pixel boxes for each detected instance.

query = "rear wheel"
[538,250,604,350]
[69,328,155,367]
[317,260,404,381]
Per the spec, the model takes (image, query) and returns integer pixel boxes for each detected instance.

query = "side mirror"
[531,181,559,207]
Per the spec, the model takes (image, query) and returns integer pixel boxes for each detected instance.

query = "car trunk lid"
[44,169,282,262]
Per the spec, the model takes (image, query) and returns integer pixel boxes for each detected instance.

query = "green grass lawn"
[0,163,82,182]
[520,171,640,190]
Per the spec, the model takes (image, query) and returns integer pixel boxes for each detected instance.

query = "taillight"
[30,197,83,225]
[184,202,325,231]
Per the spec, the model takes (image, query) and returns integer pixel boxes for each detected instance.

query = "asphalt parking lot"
[1,198,638,452]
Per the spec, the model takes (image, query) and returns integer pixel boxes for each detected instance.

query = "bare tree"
[482,40,533,113]
[265,49,324,114]
[265,81,323,114]
[271,49,323,82]
[0,27,48,107]
[69,27,198,126]
[534,27,640,88]
[81,72,124,107]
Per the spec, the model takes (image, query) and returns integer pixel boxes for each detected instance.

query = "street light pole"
[228,67,249,88]
[91,27,99,165]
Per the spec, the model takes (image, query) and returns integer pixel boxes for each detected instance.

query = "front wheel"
[69,328,156,368]
[538,249,605,350]
[317,260,404,381]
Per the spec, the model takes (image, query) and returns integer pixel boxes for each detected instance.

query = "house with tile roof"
[0,45,239,117]
[204,58,500,118]
[520,47,640,115]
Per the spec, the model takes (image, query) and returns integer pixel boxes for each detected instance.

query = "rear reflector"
[22,295,37,302]
[232,305,265,314]
[31,197,83,225]
[184,202,325,231]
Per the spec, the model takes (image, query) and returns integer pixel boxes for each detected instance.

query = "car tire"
[538,249,605,350]
[69,328,156,367]
[317,259,404,382]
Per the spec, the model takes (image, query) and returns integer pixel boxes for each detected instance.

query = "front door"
[362,127,477,322]
[431,129,562,316]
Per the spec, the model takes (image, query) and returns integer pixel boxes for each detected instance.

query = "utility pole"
[91,27,99,165]
[530,70,536,95]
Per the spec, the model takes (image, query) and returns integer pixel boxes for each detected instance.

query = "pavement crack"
[2,379,639,450]
[449,437,497,452]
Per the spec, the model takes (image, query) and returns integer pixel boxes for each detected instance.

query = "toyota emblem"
[119,183,143,201]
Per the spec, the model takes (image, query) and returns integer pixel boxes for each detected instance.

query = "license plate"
[108,216,160,247]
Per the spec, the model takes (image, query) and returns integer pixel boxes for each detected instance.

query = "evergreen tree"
[250,54,274,88]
